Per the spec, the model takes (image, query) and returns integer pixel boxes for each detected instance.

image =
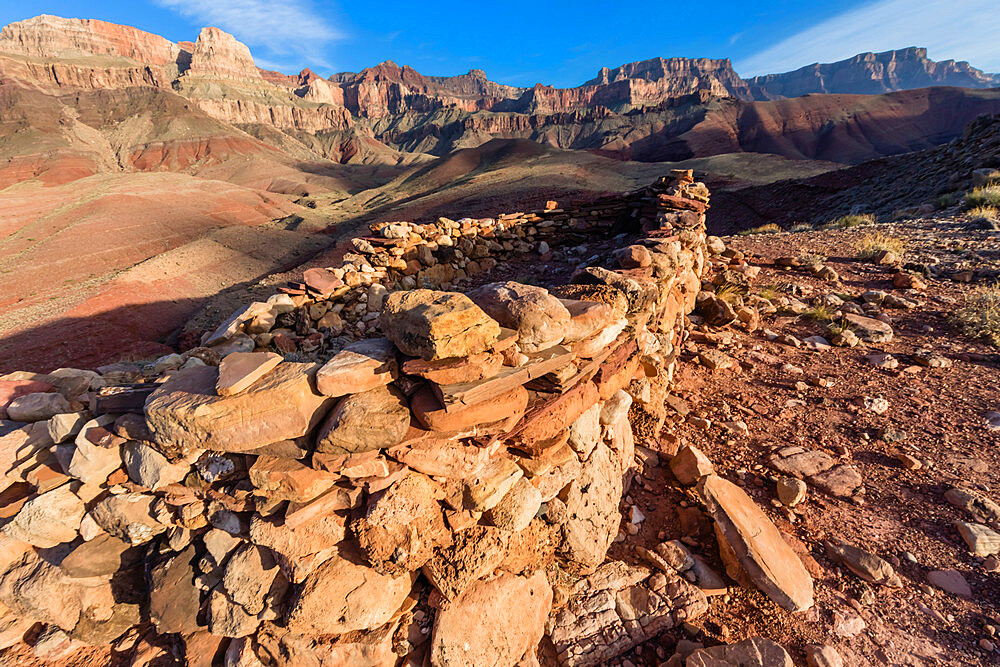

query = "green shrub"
[935,193,958,209]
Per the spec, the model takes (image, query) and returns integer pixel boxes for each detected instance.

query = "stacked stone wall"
[0,171,782,666]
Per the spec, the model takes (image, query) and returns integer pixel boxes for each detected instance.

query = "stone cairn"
[0,172,814,666]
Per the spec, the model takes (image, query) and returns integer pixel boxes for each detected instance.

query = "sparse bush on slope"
[964,185,1000,208]
[954,285,1000,347]
[855,232,906,259]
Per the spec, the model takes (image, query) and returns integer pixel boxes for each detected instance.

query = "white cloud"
[736,0,1000,77]
[155,0,341,70]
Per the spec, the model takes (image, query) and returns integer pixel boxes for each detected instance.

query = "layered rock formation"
[4,14,999,168]
[748,47,1000,99]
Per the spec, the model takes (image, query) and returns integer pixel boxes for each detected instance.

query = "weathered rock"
[954,521,1000,556]
[47,412,88,444]
[842,313,893,343]
[314,385,409,455]
[560,299,614,343]
[354,473,450,575]
[824,539,901,587]
[59,534,133,578]
[810,464,863,498]
[67,415,124,485]
[548,560,708,667]
[686,637,794,666]
[0,551,112,631]
[215,352,283,396]
[151,550,201,637]
[805,644,844,667]
[2,485,84,548]
[249,512,346,583]
[316,338,398,397]
[945,487,1000,523]
[380,290,500,361]
[285,544,414,635]
[465,456,524,511]
[145,363,333,453]
[222,544,281,615]
[927,569,972,597]
[487,477,542,531]
[422,525,511,600]
[70,600,140,645]
[90,493,167,545]
[123,441,190,490]
[400,350,503,385]
[249,456,338,503]
[5,392,71,422]
[208,588,260,638]
[412,383,527,432]
[567,403,601,459]
[670,444,714,485]
[768,446,835,477]
[387,435,490,479]
[558,443,623,574]
[468,281,571,353]
[430,571,552,667]
[698,474,814,612]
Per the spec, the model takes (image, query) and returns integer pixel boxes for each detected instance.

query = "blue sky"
[3,1,999,85]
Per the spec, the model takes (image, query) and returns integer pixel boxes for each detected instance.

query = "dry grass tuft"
[954,285,1000,347]
[967,205,999,221]
[964,186,1000,209]
[855,232,906,259]
[822,213,875,229]
[739,223,782,236]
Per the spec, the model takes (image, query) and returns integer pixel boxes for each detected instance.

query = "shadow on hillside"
[0,298,207,375]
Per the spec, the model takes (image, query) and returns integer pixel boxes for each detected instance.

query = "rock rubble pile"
[0,172,814,666]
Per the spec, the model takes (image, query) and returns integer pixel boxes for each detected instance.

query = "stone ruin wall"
[0,173,815,665]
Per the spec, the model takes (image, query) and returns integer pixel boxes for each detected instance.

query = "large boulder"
[698,475,814,612]
[468,281,571,353]
[842,314,893,343]
[1,485,84,548]
[0,552,113,632]
[314,385,410,455]
[556,442,623,574]
[285,544,414,635]
[5,392,71,422]
[686,637,794,666]
[379,290,500,361]
[145,363,334,453]
[422,525,511,600]
[353,473,450,575]
[430,571,552,667]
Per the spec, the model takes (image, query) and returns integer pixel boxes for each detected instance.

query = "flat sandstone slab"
[145,363,333,453]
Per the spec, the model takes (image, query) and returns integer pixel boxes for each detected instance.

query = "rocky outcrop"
[0,14,181,65]
[748,47,1000,99]
[3,14,999,165]
[182,27,262,83]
